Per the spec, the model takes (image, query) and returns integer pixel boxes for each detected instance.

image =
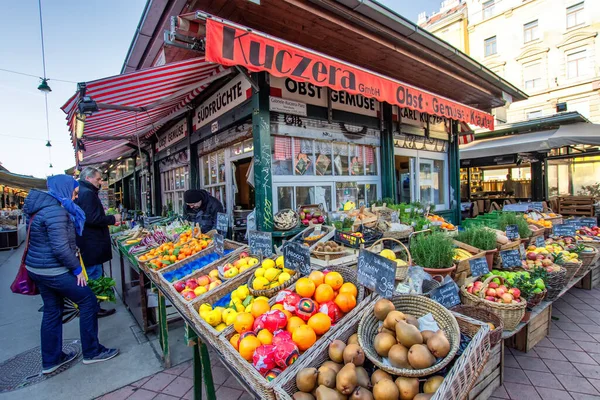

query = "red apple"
[527,252,538,261]
[486,288,497,297]
[196,275,210,287]
[467,286,474,294]
[183,291,197,301]
[488,282,499,289]
[536,254,545,260]
[240,251,249,258]
[173,281,186,293]
[509,288,521,298]
[186,280,198,290]
[502,293,514,303]
[496,288,506,297]
[485,296,495,302]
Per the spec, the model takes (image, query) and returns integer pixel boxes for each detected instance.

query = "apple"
[467,286,474,294]
[186,280,199,290]
[223,263,233,272]
[496,288,506,297]
[527,252,538,261]
[209,281,221,290]
[173,281,186,293]
[486,288,496,297]
[317,216,325,224]
[182,291,197,301]
[485,296,495,302]
[536,254,545,260]
[240,251,249,258]
[302,219,310,226]
[499,285,508,292]
[502,293,514,303]
[509,288,521,298]
[194,286,207,296]
[196,275,210,287]
[488,282,499,289]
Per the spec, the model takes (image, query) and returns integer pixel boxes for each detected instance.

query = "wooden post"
[380,103,397,202]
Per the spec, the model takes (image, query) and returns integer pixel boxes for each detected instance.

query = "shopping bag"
[10,216,39,295]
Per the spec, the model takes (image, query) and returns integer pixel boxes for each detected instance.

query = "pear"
[355,366,370,389]
[374,299,395,321]
[374,332,397,357]
[318,367,338,389]
[404,315,419,329]
[343,344,365,366]
[294,393,316,400]
[372,379,400,400]
[383,311,406,331]
[395,321,423,348]
[408,344,436,369]
[377,326,396,336]
[427,331,450,358]
[394,377,419,400]
[336,362,358,395]
[413,395,433,400]
[297,368,319,393]
[388,344,411,369]
[348,334,359,345]
[371,369,392,386]
[315,385,348,400]
[351,386,374,400]
[423,376,444,394]
[329,340,347,363]
[320,361,343,374]
[420,330,436,344]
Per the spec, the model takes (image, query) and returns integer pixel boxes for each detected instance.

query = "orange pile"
[140,232,212,270]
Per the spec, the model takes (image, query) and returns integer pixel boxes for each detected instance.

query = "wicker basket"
[247,267,300,299]
[578,246,599,271]
[311,248,347,261]
[577,239,600,251]
[218,292,376,400]
[275,309,490,400]
[546,267,568,301]
[358,294,461,377]
[273,209,300,231]
[368,238,412,281]
[460,275,526,331]
[452,304,503,347]
[526,289,547,309]
[560,260,583,282]
[422,279,442,297]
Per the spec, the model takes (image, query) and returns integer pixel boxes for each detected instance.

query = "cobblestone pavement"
[100,286,600,400]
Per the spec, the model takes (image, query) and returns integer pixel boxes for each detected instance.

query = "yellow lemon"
[279,272,291,285]
[222,308,236,321]
[379,249,396,261]
[245,304,253,313]
[199,310,210,320]
[276,256,284,267]
[253,277,269,290]
[237,286,250,299]
[255,296,270,303]
[225,310,238,325]
[264,268,281,282]
[199,303,212,313]
[262,258,276,270]
[230,288,240,300]
[215,323,227,332]
[235,303,245,312]
[206,310,222,327]
[254,268,266,278]
[283,267,294,275]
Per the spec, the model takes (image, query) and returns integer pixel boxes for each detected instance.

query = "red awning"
[62,57,228,164]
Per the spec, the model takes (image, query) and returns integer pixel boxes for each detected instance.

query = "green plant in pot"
[410,232,456,278]
[456,226,498,267]
[498,212,531,239]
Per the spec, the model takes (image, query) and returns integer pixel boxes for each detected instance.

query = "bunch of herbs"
[410,232,455,269]
[498,213,531,239]
[456,227,497,251]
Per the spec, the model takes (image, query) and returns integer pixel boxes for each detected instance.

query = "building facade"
[419,0,600,124]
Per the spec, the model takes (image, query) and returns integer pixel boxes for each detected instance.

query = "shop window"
[201,149,227,211]
[418,159,445,209]
[314,140,333,176]
[523,62,542,90]
[365,146,377,176]
[484,36,497,57]
[243,139,254,153]
[294,138,314,176]
[566,2,584,29]
[524,20,539,43]
[161,166,189,215]
[278,186,294,210]
[272,136,293,175]
[482,0,495,19]
[567,50,588,79]
[333,143,350,175]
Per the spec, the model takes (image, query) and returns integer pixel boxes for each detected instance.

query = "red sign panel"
[205,19,494,130]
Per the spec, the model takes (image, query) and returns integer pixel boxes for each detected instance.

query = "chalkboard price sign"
[505,224,520,240]
[216,213,229,234]
[500,249,521,269]
[469,257,489,277]
[531,202,544,212]
[580,218,598,228]
[282,242,311,276]
[248,230,273,257]
[214,233,224,257]
[429,281,461,308]
[553,224,576,237]
[565,219,581,229]
[535,236,546,248]
[503,203,528,212]
[357,250,396,299]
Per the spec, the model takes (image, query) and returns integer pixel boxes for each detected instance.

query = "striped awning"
[61,57,229,164]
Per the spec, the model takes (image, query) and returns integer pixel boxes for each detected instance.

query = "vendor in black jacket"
[184,189,224,233]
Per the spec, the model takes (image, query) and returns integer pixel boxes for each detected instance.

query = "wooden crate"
[468,341,503,400]
[575,266,600,290]
[505,305,552,352]
[559,196,595,217]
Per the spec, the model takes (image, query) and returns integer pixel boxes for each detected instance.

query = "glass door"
[395,155,415,204]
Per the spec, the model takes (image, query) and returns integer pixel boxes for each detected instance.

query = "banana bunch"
[453,248,473,261]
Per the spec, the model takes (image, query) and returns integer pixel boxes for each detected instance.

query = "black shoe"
[42,351,78,374]
[97,308,116,318]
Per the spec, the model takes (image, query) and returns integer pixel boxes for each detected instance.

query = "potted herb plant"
[498,213,531,240]
[410,231,456,278]
[455,226,498,268]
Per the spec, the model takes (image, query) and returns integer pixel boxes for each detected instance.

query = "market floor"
[98,284,600,400]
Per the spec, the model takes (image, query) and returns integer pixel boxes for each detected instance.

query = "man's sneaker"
[97,308,116,318]
[42,351,78,374]
[82,348,119,365]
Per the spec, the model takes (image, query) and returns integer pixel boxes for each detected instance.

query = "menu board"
[357,250,396,298]
[553,224,576,237]
[282,242,311,275]
[505,225,520,240]
[469,257,489,278]
[248,230,273,257]
[500,249,521,269]
[429,281,461,308]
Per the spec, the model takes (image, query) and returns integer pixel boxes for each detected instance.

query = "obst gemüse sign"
[156,119,187,153]
[205,19,494,130]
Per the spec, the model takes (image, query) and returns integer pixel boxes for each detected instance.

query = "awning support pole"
[235,66,259,92]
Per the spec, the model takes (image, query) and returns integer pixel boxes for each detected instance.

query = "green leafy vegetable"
[410,232,455,269]
[498,213,531,239]
[88,277,117,303]
[456,227,497,251]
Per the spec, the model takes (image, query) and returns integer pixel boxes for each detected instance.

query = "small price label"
[214,233,224,257]
[469,257,489,277]
[282,242,311,276]
[553,224,576,237]
[429,281,461,308]
[248,230,273,257]
[505,225,520,241]
[535,236,545,248]
[216,213,229,234]
[500,249,521,269]
[357,250,396,299]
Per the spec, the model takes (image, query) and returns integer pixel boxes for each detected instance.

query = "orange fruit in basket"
[282,310,293,320]
[271,304,284,312]
[230,334,240,350]
[339,283,358,298]
[257,329,273,345]
[251,300,270,318]
[239,336,261,361]
[233,313,255,334]
[307,313,331,335]
[287,316,305,334]
[296,278,316,298]
[324,272,344,290]
[314,284,335,304]
[308,271,325,287]
[335,293,357,313]
[292,325,317,351]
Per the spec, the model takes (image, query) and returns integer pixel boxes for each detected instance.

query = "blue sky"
[0,0,441,178]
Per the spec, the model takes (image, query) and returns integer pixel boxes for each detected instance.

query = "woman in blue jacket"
[24,175,118,374]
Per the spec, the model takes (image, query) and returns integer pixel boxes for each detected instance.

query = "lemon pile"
[198,284,269,331]
[252,256,294,290]
[379,248,407,267]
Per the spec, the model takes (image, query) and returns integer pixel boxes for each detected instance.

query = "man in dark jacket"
[75,167,121,317]
[184,189,224,233]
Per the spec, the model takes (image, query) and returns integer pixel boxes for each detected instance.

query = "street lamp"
[45,140,52,147]
[76,113,86,138]
[38,78,52,93]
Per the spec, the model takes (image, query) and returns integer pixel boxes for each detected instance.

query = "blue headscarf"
[47,175,86,236]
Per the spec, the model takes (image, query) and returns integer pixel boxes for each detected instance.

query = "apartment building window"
[527,110,543,120]
[567,50,588,78]
[524,20,539,43]
[483,0,495,19]
[523,62,542,90]
[566,2,584,29]
[484,36,497,57]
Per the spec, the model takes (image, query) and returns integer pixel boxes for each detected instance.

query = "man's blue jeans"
[28,271,101,368]
[86,264,103,280]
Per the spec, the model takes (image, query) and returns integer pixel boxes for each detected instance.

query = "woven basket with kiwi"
[311,240,346,260]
